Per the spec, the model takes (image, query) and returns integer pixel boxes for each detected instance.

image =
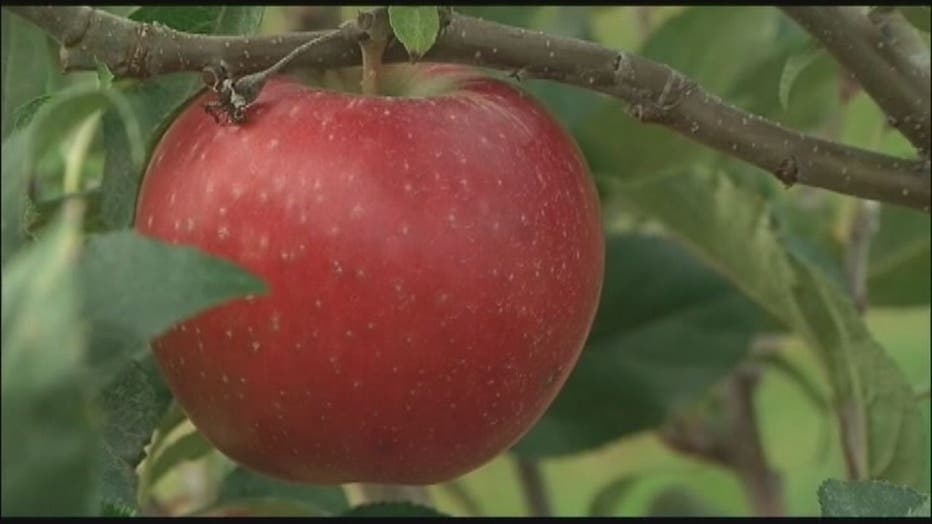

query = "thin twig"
[660,361,785,517]
[515,459,552,517]
[844,199,881,314]
[5,5,930,211]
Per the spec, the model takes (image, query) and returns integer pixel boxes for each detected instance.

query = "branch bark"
[5,5,931,212]
[780,7,931,156]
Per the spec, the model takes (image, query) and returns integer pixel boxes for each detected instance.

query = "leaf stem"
[515,459,552,517]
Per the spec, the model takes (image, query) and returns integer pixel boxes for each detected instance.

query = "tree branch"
[6,5,931,212]
[780,7,931,156]
[660,361,785,517]
[515,459,552,517]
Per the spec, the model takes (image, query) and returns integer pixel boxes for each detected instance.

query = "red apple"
[134,65,604,484]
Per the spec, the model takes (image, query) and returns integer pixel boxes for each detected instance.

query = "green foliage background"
[1,5,929,517]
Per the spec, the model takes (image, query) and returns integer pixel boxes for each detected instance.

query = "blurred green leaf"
[840,91,914,157]
[647,486,716,516]
[615,169,929,488]
[791,255,928,486]
[1,202,98,516]
[10,94,51,132]
[588,475,641,516]
[1,8,57,139]
[818,479,930,517]
[77,230,266,369]
[97,356,172,510]
[455,6,542,28]
[868,205,930,307]
[528,6,594,40]
[757,350,831,413]
[1,85,144,266]
[130,6,266,35]
[899,6,931,33]
[28,89,143,171]
[1,132,32,266]
[577,102,711,184]
[100,7,265,230]
[778,44,823,112]
[909,497,931,517]
[513,235,768,457]
[340,502,450,517]
[590,7,646,51]
[98,76,199,230]
[725,37,838,133]
[96,62,114,90]
[212,467,349,516]
[388,6,440,60]
[101,501,137,517]
[643,7,780,96]
[146,430,213,488]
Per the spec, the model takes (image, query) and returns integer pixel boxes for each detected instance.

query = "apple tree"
[2,5,930,517]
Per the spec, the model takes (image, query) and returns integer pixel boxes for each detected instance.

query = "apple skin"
[135,67,604,485]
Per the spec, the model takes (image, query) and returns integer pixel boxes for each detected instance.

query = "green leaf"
[791,257,928,486]
[130,6,266,35]
[643,7,781,96]
[818,479,930,517]
[98,76,198,230]
[899,6,931,33]
[10,94,51,131]
[97,61,115,90]
[146,430,214,488]
[614,169,929,488]
[1,132,32,266]
[97,356,173,510]
[1,8,57,139]
[513,235,769,457]
[77,230,266,369]
[101,501,137,517]
[100,7,264,230]
[722,28,837,133]
[909,497,931,517]
[212,467,349,516]
[588,475,641,516]
[2,85,144,266]
[778,44,823,111]
[1,202,98,516]
[455,6,542,28]
[340,502,450,517]
[388,6,441,60]
[647,486,715,517]
[868,205,930,307]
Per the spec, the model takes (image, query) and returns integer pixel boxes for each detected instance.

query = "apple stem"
[356,10,392,96]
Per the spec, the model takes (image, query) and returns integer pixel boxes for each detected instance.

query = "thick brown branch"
[780,7,931,155]
[5,5,931,212]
